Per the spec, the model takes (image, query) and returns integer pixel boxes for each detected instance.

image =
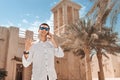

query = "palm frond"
[102,52,109,59]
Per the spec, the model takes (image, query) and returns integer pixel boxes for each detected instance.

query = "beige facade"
[91,53,120,78]
[0,27,33,80]
[51,0,81,36]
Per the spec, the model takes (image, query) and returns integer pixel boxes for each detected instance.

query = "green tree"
[60,18,120,80]
[0,68,7,80]
[85,0,120,79]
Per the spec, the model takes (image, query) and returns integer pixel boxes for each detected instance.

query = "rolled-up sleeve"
[54,46,64,57]
[22,45,34,67]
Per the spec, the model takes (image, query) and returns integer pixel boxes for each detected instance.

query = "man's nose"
[43,29,46,31]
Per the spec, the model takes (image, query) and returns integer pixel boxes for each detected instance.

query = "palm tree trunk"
[97,49,105,80]
[84,46,92,80]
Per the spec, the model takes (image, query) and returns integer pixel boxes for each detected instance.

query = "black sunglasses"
[39,26,49,31]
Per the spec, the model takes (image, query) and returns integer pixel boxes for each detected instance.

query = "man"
[22,23,64,80]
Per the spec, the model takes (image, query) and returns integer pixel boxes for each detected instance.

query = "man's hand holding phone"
[47,33,58,48]
[24,38,33,59]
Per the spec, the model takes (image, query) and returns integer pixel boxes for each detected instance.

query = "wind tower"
[51,0,81,36]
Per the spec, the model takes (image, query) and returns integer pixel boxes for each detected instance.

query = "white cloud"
[35,16,40,19]
[20,13,31,18]
[17,24,22,27]
[27,20,41,34]
[0,21,16,27]
[28,26,38,34]
[0,13,54,39]
[22,19,28,23]
[25,13,31,16]
[50,1,57,7]
[24,13,54,35]
[8,21,14,26]
[0,21,21,27]
[45,14,54,33]
[31,20,40,27]
[0,24,9,27]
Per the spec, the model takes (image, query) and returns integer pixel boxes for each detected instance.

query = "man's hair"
[39,23,50,30]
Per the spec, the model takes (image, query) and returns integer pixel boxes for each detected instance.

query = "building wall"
[5,27,19,80]
[0,27,33,80]
[0,27,9,68]
[91,54,115,78]
[55,51,86,80]
[111,55,120,77]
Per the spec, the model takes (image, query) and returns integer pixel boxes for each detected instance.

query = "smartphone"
[47,32,51,39]
[47,32,49,35]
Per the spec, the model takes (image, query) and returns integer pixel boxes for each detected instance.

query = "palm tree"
[85,0,120,80]
[60,18,120,80]
[0,68,7,80]
[60,19,94,80]
[86,0,120,32]
[57,0,120,80]
[90,26,120,80]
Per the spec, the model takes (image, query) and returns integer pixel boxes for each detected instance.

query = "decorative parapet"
[54,24,68,36]
[19,28,38,40]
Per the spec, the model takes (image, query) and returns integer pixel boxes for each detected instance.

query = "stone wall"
[0,27,33,80]
[0,27,9,68]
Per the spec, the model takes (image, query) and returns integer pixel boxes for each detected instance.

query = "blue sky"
[0,0,93,32]
[0,0,119,37]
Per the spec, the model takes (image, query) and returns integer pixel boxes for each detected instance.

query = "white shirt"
[22,40,64,80]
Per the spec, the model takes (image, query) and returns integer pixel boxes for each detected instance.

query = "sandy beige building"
[0,0,120,80]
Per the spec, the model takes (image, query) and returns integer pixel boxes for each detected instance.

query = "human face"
[38,25,49,37]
